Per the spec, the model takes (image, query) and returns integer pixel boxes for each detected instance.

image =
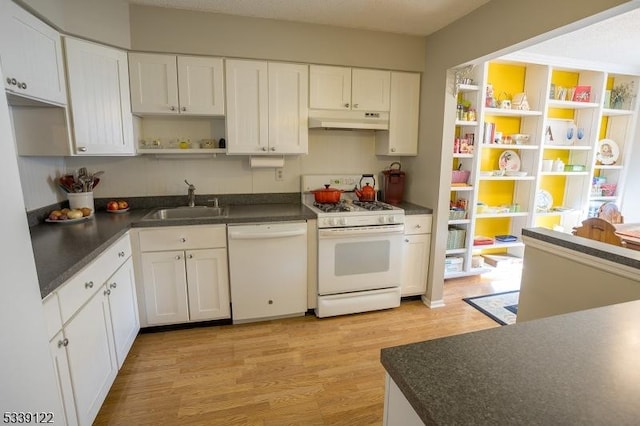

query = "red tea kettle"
[354,174,376,201]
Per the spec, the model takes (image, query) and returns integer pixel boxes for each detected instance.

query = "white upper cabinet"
[309,65,351,110]
[376,71,420,156]
[310,65,390,111]
[128,52,224,116]
[226,59,308,155]
[64,37,135,155]
[0,0,66,105]
[177,56,225,115]
[351,68,391,111]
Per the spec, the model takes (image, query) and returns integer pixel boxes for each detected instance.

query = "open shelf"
[547,99,599,109]
[480,144,540,150]
[483,108,543,117]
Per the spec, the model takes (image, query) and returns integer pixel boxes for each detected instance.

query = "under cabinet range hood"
[308,110,389,130]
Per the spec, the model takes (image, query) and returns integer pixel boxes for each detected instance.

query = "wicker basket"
[449,209,467,220]
[451,170,470,184]
[600,183,617,196]
[447,227,466,250]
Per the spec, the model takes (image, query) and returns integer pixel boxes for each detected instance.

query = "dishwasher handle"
[228,228,306,240]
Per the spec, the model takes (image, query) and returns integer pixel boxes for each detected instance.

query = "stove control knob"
[389,215,398,223]
[339,217,348,226]
[378,216,387,224]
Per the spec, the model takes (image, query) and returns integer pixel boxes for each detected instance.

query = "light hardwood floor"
[95,271,520,425]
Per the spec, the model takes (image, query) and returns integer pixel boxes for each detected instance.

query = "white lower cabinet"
[42,233,139,426]
[48,332,77,426]
[383,373,423,426]
[107,258,140,368]
[65,285,117,425]
[401,215,432,297]
[138,225,230,326]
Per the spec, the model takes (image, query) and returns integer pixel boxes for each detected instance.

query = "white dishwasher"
[227,221,308,323]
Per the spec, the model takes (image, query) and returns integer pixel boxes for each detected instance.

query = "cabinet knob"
[104,289,111,296]
[187,254,193,259]
[110,282,117,289]
[415,224,421,229]
[85,281,94,289]
[78,146,88,152]
[391,148,396,152]
[175,255,181,260]
[181,106,186,112]
[170,106,176,111]
[118,251,125,257]
[261,147,268,151]
[268,300,273,305]
[270,147,276,151]
[180,237,187,243]
[353,103,359,108]
[57,338,69,348]
[344,103,350,108]
[405,238,409,243]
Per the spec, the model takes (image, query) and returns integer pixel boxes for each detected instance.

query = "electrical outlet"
[275,168,284,181]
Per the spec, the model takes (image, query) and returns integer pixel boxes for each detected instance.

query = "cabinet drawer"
[404,215,432,235]
[58,233,132,323]
[139,225,227,252]
[42,293,62,340]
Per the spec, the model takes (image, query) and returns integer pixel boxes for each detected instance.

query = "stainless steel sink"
[143,206,228,220]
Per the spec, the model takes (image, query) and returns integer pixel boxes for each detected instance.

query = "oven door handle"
[229,228,306,240]
[319,225,404,238]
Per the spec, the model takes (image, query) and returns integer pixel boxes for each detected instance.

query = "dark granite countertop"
[522,227,640,269]
[394,201,432,215]
[30,195,431,299]
[381,300,640,425]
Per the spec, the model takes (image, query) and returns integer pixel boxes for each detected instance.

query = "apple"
[81,207,92,217]
[117,200,128,209]
[107,201,119,211]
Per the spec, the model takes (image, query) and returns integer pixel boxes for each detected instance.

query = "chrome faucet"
[185,180,196,207]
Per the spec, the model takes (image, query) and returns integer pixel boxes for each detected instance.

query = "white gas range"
[301,175,405,318]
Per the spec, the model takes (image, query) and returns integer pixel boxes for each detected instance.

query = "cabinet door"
[376,72,420,155]
[309,65,351,110]
[225,59,269,154]
[401,234,431,296]
[49,332,78,426]
[140,250,189,325]
[64,287,117,426]
[0,0,66,105]
[185,248,230,321]
[268,62,308,154]
[177,56,224,115]
[128,52,179,114]
[352,68,391,111]
[64,37,135,155]
[107,258,139,369]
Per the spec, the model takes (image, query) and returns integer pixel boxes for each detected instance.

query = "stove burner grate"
[352,200,393,211]
[313,201,352,212]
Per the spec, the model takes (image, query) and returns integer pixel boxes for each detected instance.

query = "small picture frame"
[572,85,591,102]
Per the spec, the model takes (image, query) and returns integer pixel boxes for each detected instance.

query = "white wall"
[405,0,639,306]
[0,65,62,419]
[18,0,131,48]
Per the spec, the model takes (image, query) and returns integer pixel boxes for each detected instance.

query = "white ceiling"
[518,7,640,70]
[126,0,640,68]
[125,0,490,36]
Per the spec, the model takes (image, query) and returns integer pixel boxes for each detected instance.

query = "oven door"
[318,224,403,295]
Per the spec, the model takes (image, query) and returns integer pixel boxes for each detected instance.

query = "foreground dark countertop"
[31,199,432,299]
[381,300,640,425]
[522,227,640,269]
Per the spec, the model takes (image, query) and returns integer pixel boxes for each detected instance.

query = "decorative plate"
[498,150,521,171]
[46,215,93,224]
[596,139,619,165]
[535,189,553,211]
